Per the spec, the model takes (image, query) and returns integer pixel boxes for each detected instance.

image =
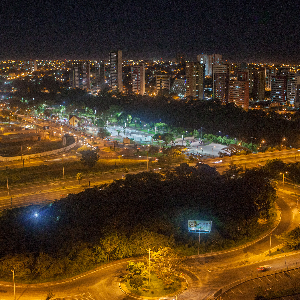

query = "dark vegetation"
[0,164,276,282]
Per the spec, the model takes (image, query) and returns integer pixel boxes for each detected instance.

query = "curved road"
[0,182,298,300]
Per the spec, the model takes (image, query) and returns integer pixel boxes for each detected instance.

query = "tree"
[45,291,55,300]
[101,233,120,262]
[97,127,111,139]
[125,261,148,290]
[263,159,286,178]
[151,247,182,287]
[129,275,144,289]
[278,226,300,250]
[153,133,174,146]
[80,150,99,168]
[223,164,244,179]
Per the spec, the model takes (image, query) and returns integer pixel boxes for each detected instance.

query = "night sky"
[0,0,299,62]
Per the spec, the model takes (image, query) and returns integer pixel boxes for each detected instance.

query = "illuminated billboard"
[188,220,212,233]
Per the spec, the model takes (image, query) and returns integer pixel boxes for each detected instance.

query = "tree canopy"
[79,149,99,168]
[0,163,277,282]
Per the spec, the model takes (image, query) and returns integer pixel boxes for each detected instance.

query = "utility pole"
[148,249,151,285]
[7,178,9,196]
[147,152,149,171]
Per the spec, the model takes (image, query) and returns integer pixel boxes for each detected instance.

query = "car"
[257,265,271,271]
[213,159,223,164]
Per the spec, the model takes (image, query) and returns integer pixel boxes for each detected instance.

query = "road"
[178,185,298,299]
[0,171,131,210]
[205,148,300,173]
[1,118,300,299]
[0,182,298,300]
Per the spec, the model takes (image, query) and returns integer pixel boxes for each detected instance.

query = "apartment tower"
[109,50,123,92]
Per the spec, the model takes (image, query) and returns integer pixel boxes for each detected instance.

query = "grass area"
[268,245,291,257]
[122,273,185,298]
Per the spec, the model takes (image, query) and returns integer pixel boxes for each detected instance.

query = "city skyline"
[0,0,299,62]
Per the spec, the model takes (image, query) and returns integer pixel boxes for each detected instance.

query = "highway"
[0,171,129,210]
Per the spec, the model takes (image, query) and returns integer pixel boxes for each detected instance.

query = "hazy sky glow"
[0,0,299,62]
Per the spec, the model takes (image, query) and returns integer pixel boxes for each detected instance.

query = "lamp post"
[62,154,65,179]
[146,152,149,171]
[11,269,15,300]
[281,172,288,184]
[148,249,151,285]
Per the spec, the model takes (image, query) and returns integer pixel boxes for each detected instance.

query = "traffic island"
[119,273,187,299]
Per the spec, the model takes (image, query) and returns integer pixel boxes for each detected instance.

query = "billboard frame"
[188,220,212,255]
[188,220,212,233]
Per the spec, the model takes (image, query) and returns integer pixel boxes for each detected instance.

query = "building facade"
[131,63,145,95]
[252,68,265,101]
[156,75,170,94]
[213,63,229,104]
[186,62,205,99]
[271,76,287,103]
[109,50,123,92]
[197,54,222,76]
[69,61,90,90]
[228,71,249,109]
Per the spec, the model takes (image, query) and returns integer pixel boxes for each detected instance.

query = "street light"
[62,154,65,179]
[280,171,288,184]
[146,152,149,171]
[11,269,16,300]
[148,249,151,285]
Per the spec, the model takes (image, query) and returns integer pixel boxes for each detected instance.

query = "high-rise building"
[176,53,186,65]
[69,61,90,90]
[170,78,186,98]
[156,75,170,94]
[131,63,145,95]
[90,61,105,90]
[33,60,37,72]
[271,76,287,103]
[265,67,277,91]
[186,62,205,99]
[29,59,37,72]
[197,54,222,76]
[252,68,265,101]
[287,73,297,105]
[109,50,123,92]
[213,63,229,104]
[228,71,249,109]
[294,75,300,108]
